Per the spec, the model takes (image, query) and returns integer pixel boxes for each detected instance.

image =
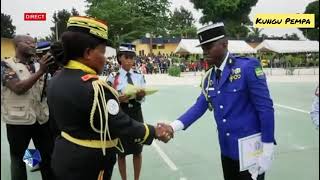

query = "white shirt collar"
[215,51,229,72]
[119,67,133,75]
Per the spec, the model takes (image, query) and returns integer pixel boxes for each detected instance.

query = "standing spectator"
[107,43,152,180]
[1,35,54,180]
[310,85,319,129]
[140,62,147,74]
[147,61,153,74]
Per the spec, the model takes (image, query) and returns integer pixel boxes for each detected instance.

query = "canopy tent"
[174,39,257,54]
[255,40,319,53]
[228,40,257,54]
[105,46,117,58]
[174,39,203,54]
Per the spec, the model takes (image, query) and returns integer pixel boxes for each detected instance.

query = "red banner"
[24,13,46,21]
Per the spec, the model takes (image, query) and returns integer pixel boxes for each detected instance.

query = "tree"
[131,0,171,37]
[246,27,264,42]
[168,7,197,38]
[1,13,16,38]
[190,0,258,39]
[299,1,319,41]
[86,0,171,46]
[283,33,300,40]
[47,8,80,41]
[250,27,263,38]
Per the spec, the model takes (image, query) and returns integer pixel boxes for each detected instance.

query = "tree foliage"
[1,13,16,38]
[168,7,197,38]
[190,0,258,39]
[246,32,300,42]
[47,8,79,41]
[86,0,171,46]
[299,0,319,41]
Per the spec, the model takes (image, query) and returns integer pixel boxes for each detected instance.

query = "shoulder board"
[81,74,99,82]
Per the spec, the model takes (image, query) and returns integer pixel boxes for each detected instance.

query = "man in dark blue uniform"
[163,22,276,180]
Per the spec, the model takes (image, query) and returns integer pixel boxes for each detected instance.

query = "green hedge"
[168,66,181,77]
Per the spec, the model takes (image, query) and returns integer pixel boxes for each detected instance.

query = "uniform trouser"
[6,122,55,180]
[52,136,117,180]
[221,155,265,180]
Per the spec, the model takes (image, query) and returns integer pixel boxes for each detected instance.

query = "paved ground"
[1,74,319,180]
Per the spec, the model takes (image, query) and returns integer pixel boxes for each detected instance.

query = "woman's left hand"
[136,90,146,100]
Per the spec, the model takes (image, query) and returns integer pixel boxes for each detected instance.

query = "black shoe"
[30,165,41,172]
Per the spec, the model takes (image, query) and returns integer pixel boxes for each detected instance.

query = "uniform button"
[233,89,236,92]
[208,95,211,98]
[217,91,221,94]
[220,105,224,109]
[226,133,230,136]
[223,119,227,123]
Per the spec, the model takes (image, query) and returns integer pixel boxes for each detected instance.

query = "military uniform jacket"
[178,54,275,160]
[47,68,155,145]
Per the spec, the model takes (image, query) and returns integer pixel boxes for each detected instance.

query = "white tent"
[228,40,257,54]
[174,39,257,54]
[105,46,117,57]
[174,39,203,54]
[255,40,319,53]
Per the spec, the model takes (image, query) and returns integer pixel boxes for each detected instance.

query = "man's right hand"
[118,94,130,103]
[155,123,174,143]
[38,53,54,74]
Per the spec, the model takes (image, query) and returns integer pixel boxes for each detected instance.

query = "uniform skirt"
[51,136,117,180]
[118,101,144,156]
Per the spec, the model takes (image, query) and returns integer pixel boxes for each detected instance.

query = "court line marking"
[152,141,178,171]
[274,103,309,114]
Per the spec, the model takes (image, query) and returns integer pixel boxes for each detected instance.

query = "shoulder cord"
[201,68,214,111]
[89,79,124,155]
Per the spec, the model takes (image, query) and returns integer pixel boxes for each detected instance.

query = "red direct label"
[24,13,46,21]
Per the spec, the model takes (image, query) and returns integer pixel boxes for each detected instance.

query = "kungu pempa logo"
[24,13,46,21]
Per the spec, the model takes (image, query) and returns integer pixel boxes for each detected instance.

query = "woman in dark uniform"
[47,16,172,180]
[107,44,147,180]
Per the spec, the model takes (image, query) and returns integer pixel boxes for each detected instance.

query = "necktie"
[216,69,222,83]
[126,72,134,85]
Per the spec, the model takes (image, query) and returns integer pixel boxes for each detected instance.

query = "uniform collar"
[119,67,133,75]
[214,51,229,72]
[64,60,97,75]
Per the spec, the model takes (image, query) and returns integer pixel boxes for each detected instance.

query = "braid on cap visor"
[67,17,109,40]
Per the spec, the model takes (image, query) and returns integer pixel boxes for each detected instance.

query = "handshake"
[154,123,174,143]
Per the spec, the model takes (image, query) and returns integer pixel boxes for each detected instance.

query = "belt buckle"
[128,104,133,108]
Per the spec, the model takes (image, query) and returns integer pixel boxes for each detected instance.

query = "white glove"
[248,165,259,180]
[257,142,274,175]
